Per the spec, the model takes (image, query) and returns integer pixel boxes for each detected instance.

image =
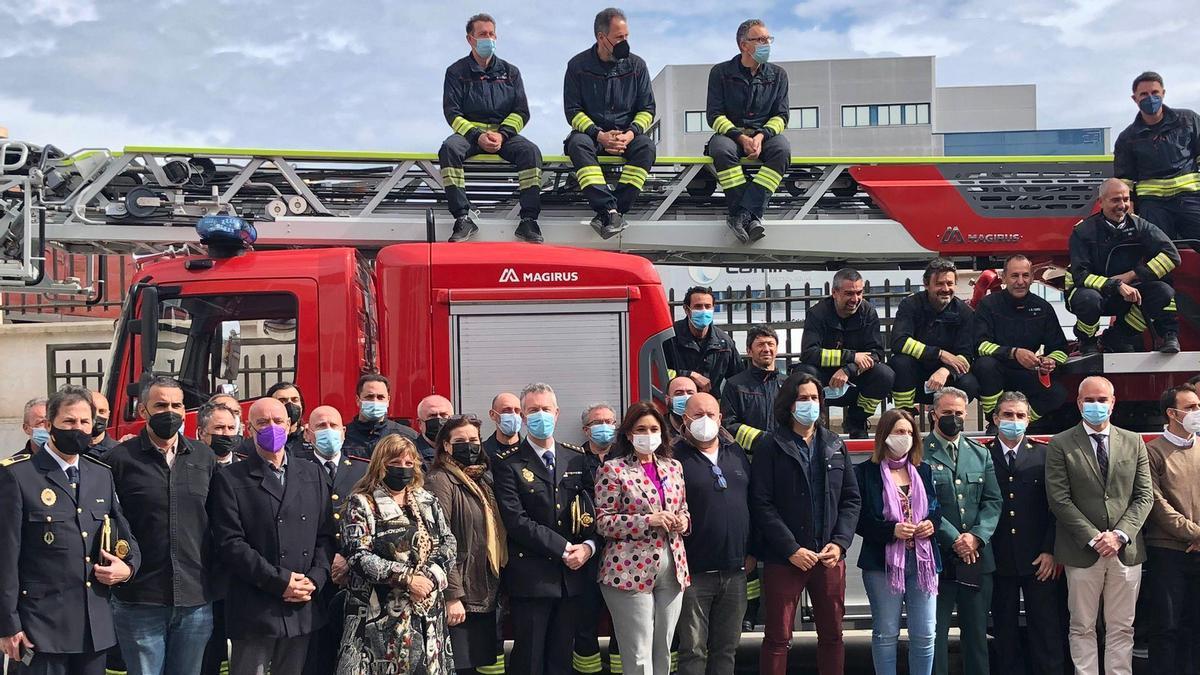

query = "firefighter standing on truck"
[1067,178,1181,355]
[1114,71,1200,246]
[564,7,656,240]
[705,18,790,245]
[888,258,980,414]
[663,286,744,396]
[796,268,895,439]
[974,255,1069,431]
[440,13,544,244]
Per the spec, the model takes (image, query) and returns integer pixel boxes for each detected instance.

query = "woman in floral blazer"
[595,401,691,675]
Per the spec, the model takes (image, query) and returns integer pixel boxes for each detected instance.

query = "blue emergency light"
[196,214,256,258]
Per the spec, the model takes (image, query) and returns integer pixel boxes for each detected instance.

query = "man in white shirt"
[1045,376,1154,675]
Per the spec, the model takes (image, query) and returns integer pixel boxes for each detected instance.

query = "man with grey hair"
[797,268,894,438]
[574,401,619,674]
[987,390,1068,674]
[923,386,1000,675]
[1066,177,1180,354]
[494,382,598,675]
[14,396,49,458]
[705,18,790,244]
[1046,376,1153,675]
[439,12,545,243]
[564,7,657,240]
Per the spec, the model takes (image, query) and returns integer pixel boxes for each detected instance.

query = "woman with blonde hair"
[337,434,457,674]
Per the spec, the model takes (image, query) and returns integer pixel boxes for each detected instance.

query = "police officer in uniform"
[974,255,1070,430]
[564,7,656,240]
[796,268,895,439]
[923,386,1001,675]
[987,391,1068,675]
[484,392,523,461]
[0,384,140,675]
[722,325,783,452]
[1067,178,1181,354]
[493,383,597,675]
[889,258,979,414]
[1114,71,1200,244]
[706,18,790,243]
[343,374,417,459]
[440,12,544,244]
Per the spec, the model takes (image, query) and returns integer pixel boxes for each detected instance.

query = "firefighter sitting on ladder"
[564,7,657,240]
[1115,71,1200,248]
[1067,178,1181,354]
[705,18,790,245]
[439,13,544,244]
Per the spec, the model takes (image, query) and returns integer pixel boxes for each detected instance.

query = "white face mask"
[1179,409,1200,435]
[688,416,720,443]
[885,434,913,458]
[631,433,661,455]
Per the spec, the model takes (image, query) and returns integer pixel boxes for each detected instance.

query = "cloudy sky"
[2,0,1197,154]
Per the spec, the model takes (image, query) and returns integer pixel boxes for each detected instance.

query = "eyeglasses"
[710,464,728,491]
[743,36,775,45]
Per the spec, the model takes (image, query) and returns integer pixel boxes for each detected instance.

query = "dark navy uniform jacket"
[0,450,141,654]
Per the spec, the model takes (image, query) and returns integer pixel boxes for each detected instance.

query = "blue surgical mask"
[359,400,388,421]
[753,43,771,65]
[474,38,496,60]
[792,400,820,426]
[497,412,522,437]
[313,428,344,458]
[589,423,616,446]
[1082,401,1110,426]
[31,427,50,448]
[1138,94,1163,115]
[526,411,556,440]
[689,309,714,330]
[998,420,1027,441]
[671,394,692,416]
[824,383,849,400]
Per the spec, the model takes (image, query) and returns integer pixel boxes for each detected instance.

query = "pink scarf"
[880,458,938,595]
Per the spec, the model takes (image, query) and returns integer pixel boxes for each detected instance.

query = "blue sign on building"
[942,128,1108,156]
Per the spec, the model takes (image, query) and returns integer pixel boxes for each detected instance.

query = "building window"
[841,102,930,127]
[685,111,712,133]
[787,107,819,129]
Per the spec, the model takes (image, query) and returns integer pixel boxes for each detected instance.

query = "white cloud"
[16,0,98,26]
[0,96,231,150]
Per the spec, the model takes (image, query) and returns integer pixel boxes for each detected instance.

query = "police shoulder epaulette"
[495,446,520,461]
[346,454,369,463]
[1073,218,1086,230]
[1027,436,1049,445]
[81,454,111,469]
[0,454,30,468]
[560,442,583,454]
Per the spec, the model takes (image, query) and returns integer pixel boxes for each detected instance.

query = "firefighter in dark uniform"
[796,268,895,439]
[986,391,1068,675]
[493,383,597,675]
[0,385,140,675]
[889,258,979,413]
[722,325,783,452]
[1067,177,1181,354]
[342,374,417,459]
[292,406,367,675]
[440,13,544,244]
[663,286,744,396]
[574,403,618,675]
[706,18,790,244]
[974,254,1070,428]
[564,8,656,240]
[1114,71,1200,244]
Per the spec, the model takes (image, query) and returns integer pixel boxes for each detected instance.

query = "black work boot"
[746,214,766,242]
[726,210,751,244]
[515,218,543,243]
[1101,328,1137,353]
[601,211,627,239]
[448,214,478,242]
[1160,331,1181,354]
[844,408,870,439]
[1078,337,1100,356]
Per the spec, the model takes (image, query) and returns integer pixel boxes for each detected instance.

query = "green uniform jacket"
[924,431,1002,574]
[1044,423,1154,568]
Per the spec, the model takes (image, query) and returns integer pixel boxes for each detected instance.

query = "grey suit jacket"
[1045,423,1153,568]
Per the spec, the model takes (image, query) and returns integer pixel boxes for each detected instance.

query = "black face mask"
[51,426,92,456]
[937,414,964,438]
[208,434,239,457]
[92,416,108,438]
[148,411,184,439]
[424,417,446,440]
[383,466,416,491]
[285,403,302,426]
[451,441,483,466]
[611,38,630,60]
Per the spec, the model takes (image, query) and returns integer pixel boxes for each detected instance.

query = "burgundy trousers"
[759,560,846,674]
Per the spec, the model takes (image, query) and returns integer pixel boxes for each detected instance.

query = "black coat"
[662,318,744,396]
[291,444,368,546]
[493,439,596,598]
[207,450,336,639]
[987,437,1057,577]
[0,451,141,654]
[890,292,975,367]
[720,365,784,450]
[749,425,861,563]
[342,417,417,459]
[853,459,943,573]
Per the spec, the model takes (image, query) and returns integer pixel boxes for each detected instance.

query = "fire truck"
[1,141,1196,447]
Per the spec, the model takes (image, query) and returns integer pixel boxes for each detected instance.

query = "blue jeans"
[112,599,214,675]
[862,551,937,675]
